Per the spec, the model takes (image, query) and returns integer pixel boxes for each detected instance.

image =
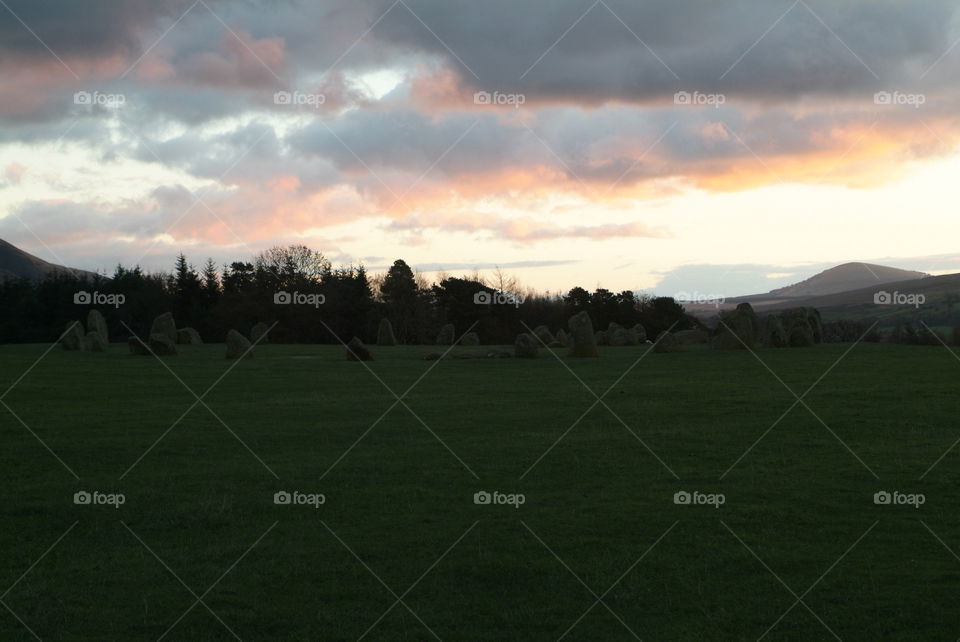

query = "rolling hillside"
[0,239,96,281]
[684,262,960,327]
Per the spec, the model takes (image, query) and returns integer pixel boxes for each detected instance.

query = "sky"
[1,0,959,297]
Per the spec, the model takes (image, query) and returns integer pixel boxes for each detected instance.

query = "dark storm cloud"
[0,0,210,59]
[370,0,959,100]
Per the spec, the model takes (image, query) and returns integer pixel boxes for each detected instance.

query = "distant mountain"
[766,262,927,299]
[757,271,960,325]
[0,238,97,281]
[684,262,940,324]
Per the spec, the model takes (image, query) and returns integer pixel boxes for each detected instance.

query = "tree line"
[0,245,694,344]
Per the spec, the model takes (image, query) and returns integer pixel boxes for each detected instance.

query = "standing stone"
[460,331,480,346]
[225,329,252,359]
[804,307,823,344]
[436,323,455,345]
[654,330,679,353]
[250,322,270,344]
[595,330,608,346]
[780,308,820,347]
[176,328,203,345]
[514,333,539,358]
[149,333,177,356]
[762,316,787,348]
[713,303,761,350]
[150,312,177,343]
[86,309,109,344]
[608,322,640,346]
[83,331,107,352]
[532,325,555,346]
[377,318,397,346]
[128,336,150,355]
[346,337,373,361]
[631,324,648,343]
[567,311,599,358]
[62,321,85,351]
[556,329,569,347]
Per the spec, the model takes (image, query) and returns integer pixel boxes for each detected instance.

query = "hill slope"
[767,262,927,298]
[759,271,960,326]
[0,238,96,281]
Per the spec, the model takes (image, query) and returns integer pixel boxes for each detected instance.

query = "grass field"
[1,340,960,640]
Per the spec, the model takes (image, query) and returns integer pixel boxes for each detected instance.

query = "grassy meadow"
[1,341,959,640]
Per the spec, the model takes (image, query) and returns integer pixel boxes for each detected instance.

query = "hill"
[683,262,959,327]
[0,238,96,281]
[759,271,960,326]
[765,262,927,298]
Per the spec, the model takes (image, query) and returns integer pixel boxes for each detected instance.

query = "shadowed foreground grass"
[1,341,959,640]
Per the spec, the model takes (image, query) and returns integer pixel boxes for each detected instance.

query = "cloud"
[3,0,960,278]
[384,211,668,244]
[371,0,960,102]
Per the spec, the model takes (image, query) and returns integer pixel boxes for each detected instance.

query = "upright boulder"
[608,322,640,346]
[62,321,85,351]
[436,323,455,346]
[781,311,814,347]
[225,329,252,359]
[149,333,177,356]
[514,333,539,358]
[780,308,821,347]
[567,311,599,358]
[176,328,203,345]
[128,336,150,355]
[86,309,109,344]
[460,331,480,346]
[789,321,815,347]
[556,329,570,347]
[250,322,270,344]
[532,325,555,346]
[654,330,679,353]
[713,303,761,350]
[595,330,608,346]
[150,312,177,343]
[83,331,107,352]
[346,337,373,361]
[631,324,648,343]
[804,307,823,343]
[762,315,788,348]
[377,318,397,346]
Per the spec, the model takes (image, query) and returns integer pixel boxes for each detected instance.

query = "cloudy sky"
[1,0,959,296]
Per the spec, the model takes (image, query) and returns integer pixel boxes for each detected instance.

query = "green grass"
[2,341,960,640]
